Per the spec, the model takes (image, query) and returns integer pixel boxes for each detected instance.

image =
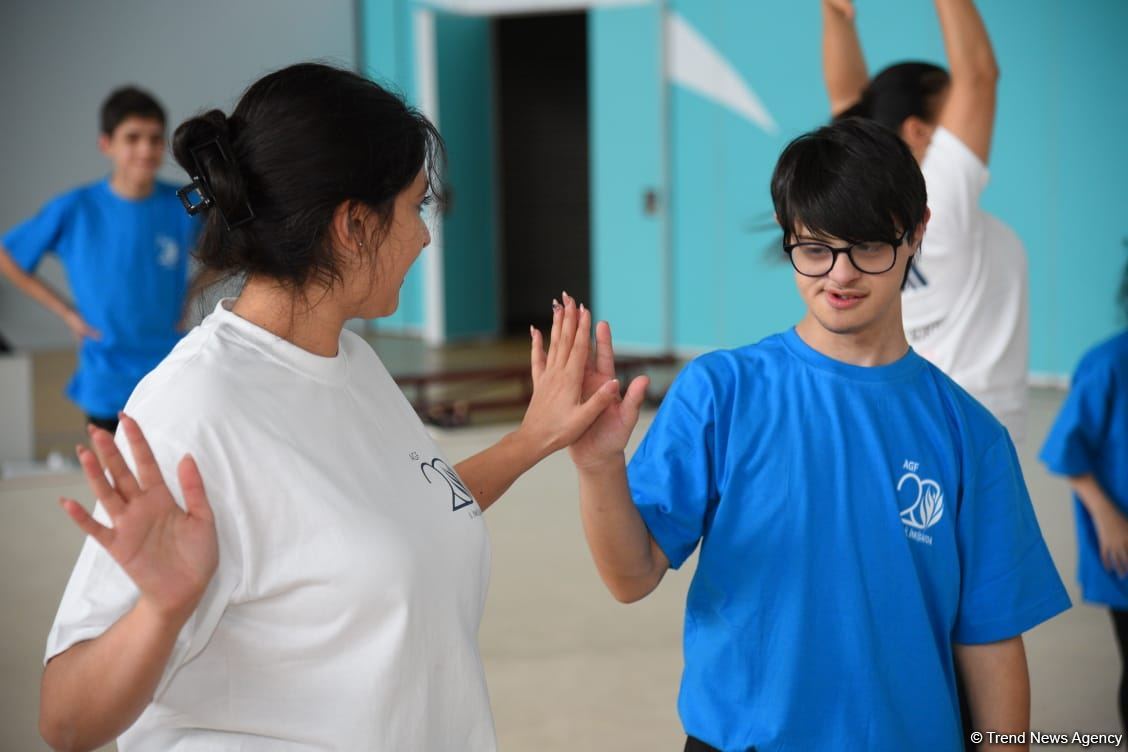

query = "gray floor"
[1,388,1121,750]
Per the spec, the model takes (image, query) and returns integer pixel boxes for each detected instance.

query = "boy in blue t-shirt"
[0,86,201,433]
[1040,263,1128,729]
[568,119,1069,751]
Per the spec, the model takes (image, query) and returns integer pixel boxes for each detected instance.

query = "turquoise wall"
[589,5,667,352]
[359,1,500,339]
[359,0,1127,375]
[665,0,1127,375]
[435,14,500,339]
[358,0,425,332]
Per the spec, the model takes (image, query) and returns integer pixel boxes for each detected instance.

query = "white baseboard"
[1029,372,1070,390]
[0,353,34,463]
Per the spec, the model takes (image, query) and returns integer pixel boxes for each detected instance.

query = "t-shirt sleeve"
[954,433,1071,644]
[919,127,990,256]
[44,429,243,699]
[2,192,75,272]
[627,358,719,569]
[1038,357,1111,478]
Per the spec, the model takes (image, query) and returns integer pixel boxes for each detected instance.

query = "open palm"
[568,320,650,469]
[61,415,218,621]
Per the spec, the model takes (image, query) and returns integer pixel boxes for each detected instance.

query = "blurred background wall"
[1,0,1124,378]
[0,0,356,350]
[361,0,1127,378]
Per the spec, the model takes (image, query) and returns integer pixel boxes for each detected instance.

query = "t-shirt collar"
[781,327,924,383]
[209,298,350,386]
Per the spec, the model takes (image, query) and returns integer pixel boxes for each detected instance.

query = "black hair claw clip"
[176,178,214,216]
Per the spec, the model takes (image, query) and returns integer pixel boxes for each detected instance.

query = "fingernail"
[562,291,570,303]
[579,302,585,313]
[529,325,536,337]
[552,299,562,312]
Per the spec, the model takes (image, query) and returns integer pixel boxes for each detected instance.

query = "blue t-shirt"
[3,178,200,416]
[628,328,1070,752]
[1040,330,1128,608]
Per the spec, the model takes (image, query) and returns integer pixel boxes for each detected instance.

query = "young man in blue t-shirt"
[0,86,201,433]
[568,119,1069,751]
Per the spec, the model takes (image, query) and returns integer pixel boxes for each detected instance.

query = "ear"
[910,207,931,251]
[97,133,111,156]
[330,201,363,254]
[899,116,934,158]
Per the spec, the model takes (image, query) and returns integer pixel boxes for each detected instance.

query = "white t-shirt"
[904,126,1029,442]
[46,300,496,751]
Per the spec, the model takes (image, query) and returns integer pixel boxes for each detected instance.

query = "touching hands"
[519,292,622,459]
[567,319,649,471]
[519,290,649,469]
[60,415,217,624]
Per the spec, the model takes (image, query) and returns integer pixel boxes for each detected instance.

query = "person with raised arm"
[822,0,1029,445]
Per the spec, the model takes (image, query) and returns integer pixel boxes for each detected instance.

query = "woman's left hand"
[519,292,621,459]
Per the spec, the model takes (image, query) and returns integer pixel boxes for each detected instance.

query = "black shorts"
[686,737,755,752]
[86,414,119,434]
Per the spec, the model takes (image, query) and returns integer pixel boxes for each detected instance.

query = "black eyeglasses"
[783,229,909,277]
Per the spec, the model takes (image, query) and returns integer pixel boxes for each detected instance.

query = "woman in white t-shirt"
[821,0,1029,443]
[38,63,630,752]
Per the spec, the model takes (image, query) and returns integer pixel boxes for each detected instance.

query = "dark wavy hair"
[835,61,951,133]
[772,118,927,245]
[771,118,927,288]
[172,62,444,291]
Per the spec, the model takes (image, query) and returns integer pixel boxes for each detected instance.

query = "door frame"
[412,0,670,347]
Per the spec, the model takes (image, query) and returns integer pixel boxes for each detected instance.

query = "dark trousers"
[687,662,1005,752]
[957,664,975,751]
[686,738,754,752]
[86,414,119,434]
[1112,609,1128,731]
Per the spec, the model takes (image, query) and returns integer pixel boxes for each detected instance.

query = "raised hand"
[824,0,856,20]
[60,414,218,623]
[568,319,649,470]
[521,292,621,458]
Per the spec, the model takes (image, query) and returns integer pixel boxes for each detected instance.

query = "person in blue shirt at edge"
[567,118,1071,752]
[1040,259,1128,731]
[0,87,204,435]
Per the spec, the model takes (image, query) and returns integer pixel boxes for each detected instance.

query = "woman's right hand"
[60,414,218,623]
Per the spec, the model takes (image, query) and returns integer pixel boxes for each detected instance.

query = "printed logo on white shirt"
[155,235,179,268]
[420,457,476,512]
[898,460,944,546]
